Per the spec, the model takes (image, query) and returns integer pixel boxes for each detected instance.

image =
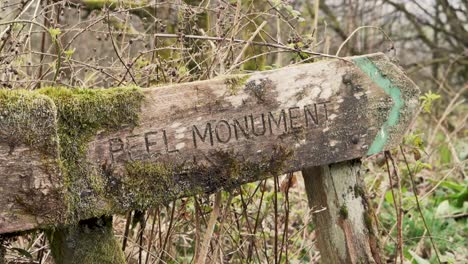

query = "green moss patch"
[0,90,58,156]
[224,75,250,95]
[38,86,144,221]
[103,146,293,212]
[339,204,349,219]
[47,216,125,264]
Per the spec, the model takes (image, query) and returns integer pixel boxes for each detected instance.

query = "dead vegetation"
[0,0,466,263]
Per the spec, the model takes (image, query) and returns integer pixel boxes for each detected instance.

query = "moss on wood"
[47,216,125,264]
[0,86,144,264]
[339,204,349,219]
[0,90,58,156]
[100,146,293,212]
[225,75,251,95]
[38,86,144,221]
[2,82,295,223]
[0,89,66,225]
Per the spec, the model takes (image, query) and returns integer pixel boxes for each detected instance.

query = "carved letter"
[304,104,319,127]
[126,134,142,160]
[144,131,158,154]
[163,129,178,153]
[317,101,330,121]
[250,113,266,136]
[215,120,232,143]
[288,107,302,130]
[233,116,250,140]
[268,110,288,134]
[109,138,125,162]
[192,123,213,148]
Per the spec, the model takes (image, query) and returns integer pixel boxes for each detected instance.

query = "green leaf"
[10,247,33,259]
[454,187,468,208]
[48,27,62,42]
[385,190,394,204]
[435,200,451,217]
[408,250,430,264]
[439,145,452,164]
[404,132,425,149]
[64,48,75,60]
[419,91,441,113]
[439,252,456,264]
[439,180,464,192]
[435,200,465,217]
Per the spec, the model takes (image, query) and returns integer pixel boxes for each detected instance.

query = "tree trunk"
[302,160,382,264]
[47,215,126,264]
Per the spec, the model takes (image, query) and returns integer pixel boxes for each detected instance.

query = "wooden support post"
[47,216,125,264]
[302,160,382,264]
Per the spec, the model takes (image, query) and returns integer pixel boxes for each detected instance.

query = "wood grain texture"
[0,53,419,234]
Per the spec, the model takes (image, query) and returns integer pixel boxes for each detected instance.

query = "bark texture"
[302,160,382,264]
[47,216,125,264]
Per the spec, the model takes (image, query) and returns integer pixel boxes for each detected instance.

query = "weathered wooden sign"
[0,53,419,234]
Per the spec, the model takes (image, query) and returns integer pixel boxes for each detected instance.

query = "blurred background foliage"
[0,0,466,263]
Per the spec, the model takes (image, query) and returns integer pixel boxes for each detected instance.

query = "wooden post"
[302,160,382,264]
[47,216,125,264]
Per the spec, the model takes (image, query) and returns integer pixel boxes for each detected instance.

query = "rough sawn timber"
[0,53,419,234]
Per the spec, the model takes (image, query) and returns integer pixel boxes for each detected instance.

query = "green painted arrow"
[353,57,405,156]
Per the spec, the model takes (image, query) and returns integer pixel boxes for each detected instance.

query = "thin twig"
[386,151,404,264]
[336,26,395,56]
[230,21,267,71]
[152,33,347,61]
[274,175,279,264]
[159,201,176,263]
[196,192,222,264]
[384,151,403,264]
[122,211,133,251]
[106,11,137,85]
[400,146,442,263]
[144,209,158,264]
